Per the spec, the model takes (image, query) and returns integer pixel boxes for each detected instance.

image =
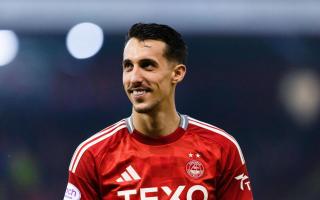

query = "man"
[64,23,253,200]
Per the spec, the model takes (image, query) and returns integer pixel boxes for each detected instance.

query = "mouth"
[128,87,151,98]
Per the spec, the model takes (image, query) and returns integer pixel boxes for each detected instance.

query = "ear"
[171,64,186,84]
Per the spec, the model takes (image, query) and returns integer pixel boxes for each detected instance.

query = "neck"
[132,107,180,138]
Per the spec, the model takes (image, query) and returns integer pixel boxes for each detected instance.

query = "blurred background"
[1,0,320,199]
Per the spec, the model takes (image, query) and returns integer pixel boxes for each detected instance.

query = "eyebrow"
[139,58,158,66]
[122,58,158,66]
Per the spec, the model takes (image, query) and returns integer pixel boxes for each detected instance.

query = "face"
[122,38,184,113]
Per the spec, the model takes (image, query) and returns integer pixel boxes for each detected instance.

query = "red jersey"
[64,115,253,200]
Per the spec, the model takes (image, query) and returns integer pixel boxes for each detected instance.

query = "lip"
[132,90,147,98]
[128,87,151,93]
[128,87,151,99]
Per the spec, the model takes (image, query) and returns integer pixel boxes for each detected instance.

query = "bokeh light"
[9,151,40,189]
[66,22,104,59]
[0,30,19,66]
[279,69,320,126]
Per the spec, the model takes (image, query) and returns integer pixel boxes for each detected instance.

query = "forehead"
[123,38,167,62]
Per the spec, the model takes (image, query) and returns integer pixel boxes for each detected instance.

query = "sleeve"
[64,149,100,200]
[216,139,254,200]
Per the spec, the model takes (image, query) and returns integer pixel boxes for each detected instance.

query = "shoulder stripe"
[69,120,126,173]
[71,124,126,173]
[188,117,245,165]
[68,120,125,171]
[188,117,225,133]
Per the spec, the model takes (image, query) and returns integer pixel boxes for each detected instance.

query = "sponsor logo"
[116,165,141,183]
[235,173,251,191]
[186,160,204,179]
[117,185,208,200]
[64,183,81,200]
[115,163,209,199]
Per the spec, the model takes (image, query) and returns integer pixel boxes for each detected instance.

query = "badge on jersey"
[186,152,205,179]
[64,183,81,200]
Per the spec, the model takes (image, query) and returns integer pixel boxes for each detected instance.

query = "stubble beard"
[132,97,162,114]
[133,102,157,114]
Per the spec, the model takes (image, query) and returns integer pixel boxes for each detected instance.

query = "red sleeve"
[216,140,254,200]
[64,149,100,200]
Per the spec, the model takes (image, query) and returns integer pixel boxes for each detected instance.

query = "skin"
[122,38,186,138]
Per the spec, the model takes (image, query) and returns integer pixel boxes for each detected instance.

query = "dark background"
[0,33,320,200]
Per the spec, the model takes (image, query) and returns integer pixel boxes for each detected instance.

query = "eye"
[141,62,151,69]
[140,60,156,70]
[123,62,133,71]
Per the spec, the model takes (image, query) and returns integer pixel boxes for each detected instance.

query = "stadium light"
[66,22,104,59]
[0,30,18,67]
[279,70,320,126]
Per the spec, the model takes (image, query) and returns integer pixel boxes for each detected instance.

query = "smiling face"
[122,38,185,114]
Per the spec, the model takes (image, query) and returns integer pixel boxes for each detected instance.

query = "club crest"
[186,160,204,179]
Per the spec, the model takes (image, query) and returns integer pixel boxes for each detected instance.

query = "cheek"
[158,76,173,93]
[122,75,129,87]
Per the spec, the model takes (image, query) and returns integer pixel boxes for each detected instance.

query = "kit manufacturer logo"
[116,165,141,183]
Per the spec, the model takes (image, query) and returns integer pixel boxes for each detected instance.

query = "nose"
[130,65,144,84]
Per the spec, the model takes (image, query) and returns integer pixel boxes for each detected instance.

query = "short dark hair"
[125,23,187,64]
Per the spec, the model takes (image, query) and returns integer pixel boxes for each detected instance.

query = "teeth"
[133,90,145,95]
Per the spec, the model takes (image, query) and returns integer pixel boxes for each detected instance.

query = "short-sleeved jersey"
[64,115,253,200]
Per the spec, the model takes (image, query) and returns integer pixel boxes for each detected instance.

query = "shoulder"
[187,116,236,144]
[187,116,246,165]
[68,119,128,173]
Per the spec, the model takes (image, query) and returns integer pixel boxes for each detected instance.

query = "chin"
[133,106,153,113]
[133,103,157,114]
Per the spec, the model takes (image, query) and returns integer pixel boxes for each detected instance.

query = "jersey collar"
[125,114,189,134]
